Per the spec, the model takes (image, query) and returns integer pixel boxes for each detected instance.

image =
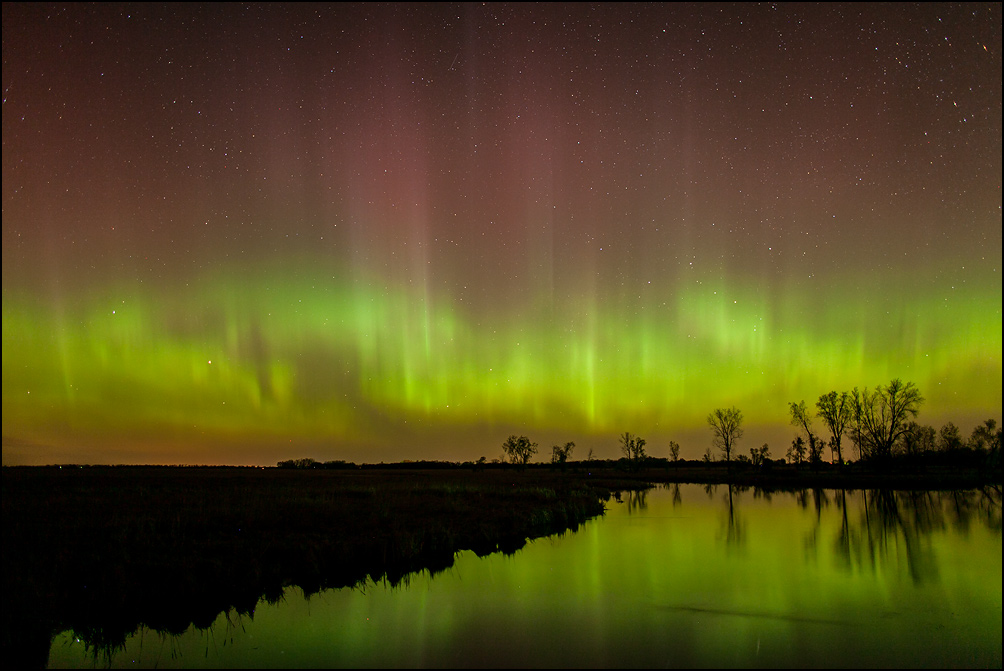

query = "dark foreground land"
[2,460,999,668]
[3,466,613,668]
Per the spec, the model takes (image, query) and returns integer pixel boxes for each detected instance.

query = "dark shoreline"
[584,461,1002,492]
[3,462,1000,668]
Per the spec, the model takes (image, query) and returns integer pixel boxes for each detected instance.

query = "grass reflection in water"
[3,466,613,668]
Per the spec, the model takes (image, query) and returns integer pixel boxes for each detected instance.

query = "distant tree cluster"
[619,431,647,465]
[903,418,1001,458]
[697,378,999,470]
[551,442,575,468]
[277,458,319,469]
[749,444,771,468]
[786,436,807,467]
[276,458,357,469]
[847,380,925,461]
[782,379,1001,465]
[502,435,538,468]
[484,377,997,472]
[777,380,924,466]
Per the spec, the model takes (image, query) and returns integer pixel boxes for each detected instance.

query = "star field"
[2,3,1000,464]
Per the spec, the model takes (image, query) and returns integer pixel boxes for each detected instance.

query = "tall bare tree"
[668,440,681,462]
[750,443,770,468]
[850,379,924,461]
[789,400,823,465]
[619,432,647,468]
[707,407,744,466]
[816,391,852,464]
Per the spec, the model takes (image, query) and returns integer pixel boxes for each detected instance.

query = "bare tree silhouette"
[502,435,538,468]
[850,380,924,461]
[817,391,852,463]
[707,407,744,467]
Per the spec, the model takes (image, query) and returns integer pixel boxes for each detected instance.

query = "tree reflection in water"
[852,487,1002,585]
[660,482,1000,582]
[671,482,682,507]
[723,484,744,549]
[611,488,650,514]
[626,488,648,514]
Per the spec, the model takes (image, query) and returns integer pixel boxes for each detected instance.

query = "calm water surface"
[48,485,1002,668]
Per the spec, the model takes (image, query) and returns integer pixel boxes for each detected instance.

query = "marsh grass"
[2,467,611,667]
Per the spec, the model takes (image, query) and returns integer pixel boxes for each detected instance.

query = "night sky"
[3,3,1001,465]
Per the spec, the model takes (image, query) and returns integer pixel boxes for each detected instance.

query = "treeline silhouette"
[268,380,999,479]
[779,379,1000,468]
[277,458,358,469]
[483,379,1001,475]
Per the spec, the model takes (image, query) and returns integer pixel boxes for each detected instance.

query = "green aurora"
[3,255,1000,464]
[2,4,1001,463]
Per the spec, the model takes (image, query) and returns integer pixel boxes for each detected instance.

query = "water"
[47,485,1002,668]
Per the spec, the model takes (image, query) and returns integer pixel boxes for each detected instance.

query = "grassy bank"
[2,467,611,668]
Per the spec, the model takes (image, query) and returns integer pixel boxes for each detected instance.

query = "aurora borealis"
[2,3,1001,465]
